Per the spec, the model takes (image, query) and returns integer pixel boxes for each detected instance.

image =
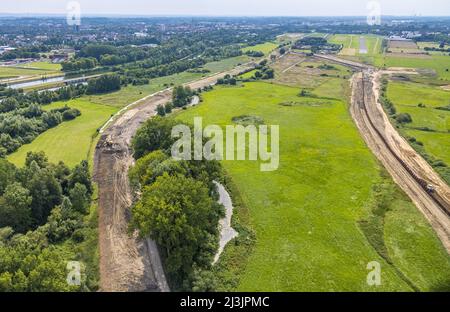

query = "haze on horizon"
[1,0,450,17]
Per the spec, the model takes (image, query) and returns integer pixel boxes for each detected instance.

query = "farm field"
[387,80,450,164]
[175,80,450,291]
[242,42,279,55]
[8,99,118,167]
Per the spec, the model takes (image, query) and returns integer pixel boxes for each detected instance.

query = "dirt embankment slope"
[350,69,450,252]
[93,62,256,291]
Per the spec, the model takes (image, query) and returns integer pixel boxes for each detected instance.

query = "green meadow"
[0,61,61,79]
[6,55,259,167]
[376,55,450,80]
[328,34,384,64]
[8,99,118,168]
[175,81,450,291]
[242,42,279,55]
[387,80,450,165]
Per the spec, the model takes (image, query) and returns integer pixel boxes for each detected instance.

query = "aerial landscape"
[0,0,449,299]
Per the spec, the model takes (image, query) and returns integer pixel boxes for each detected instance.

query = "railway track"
[359,72,450,217]
[350,69,450,251]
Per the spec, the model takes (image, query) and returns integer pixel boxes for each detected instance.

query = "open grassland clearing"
[376,54,450,80]
[417,42,450,56]
[88,56,254,107]
[0,60,62,79]
[276,33,304,43]
[386,80,450,165]
[19,61,62,71]
[388,40,422,54]
[87,71,203,107]
[8,99,118,168]
[242,42,279,55]
[329,34,384,60]
[202,55,252,73]
[7,55,257,168]
[269,53,351,90]
[174,80,450,291]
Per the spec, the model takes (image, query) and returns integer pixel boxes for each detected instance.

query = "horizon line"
[1,13,450,18]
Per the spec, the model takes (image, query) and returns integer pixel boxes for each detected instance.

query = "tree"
[86,74,121,94]
[165,102,173,114]
[172,86,192,107]
[132,117,182,159]
[0,159,16,195]
[69,160,93,195]
[25,151,48,169]
[156,104,166,116]
[47,198,81,243]
[396,113,413,124]
[0,98,19,113]
[0,182,32,233]
[69,183,89,214]
[26,164,62,225]
[131,173,222,283]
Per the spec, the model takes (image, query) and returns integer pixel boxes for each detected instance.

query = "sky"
[1,0,450,17]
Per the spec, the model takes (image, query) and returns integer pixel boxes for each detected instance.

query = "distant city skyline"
[1,0,450,17]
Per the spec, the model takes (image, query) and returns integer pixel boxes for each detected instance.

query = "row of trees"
[61,57,98,72]
[0,153,95,291]
[130,117,224,290]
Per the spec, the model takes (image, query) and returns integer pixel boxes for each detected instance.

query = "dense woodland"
[0,152,96,291]
[130,117,224,291]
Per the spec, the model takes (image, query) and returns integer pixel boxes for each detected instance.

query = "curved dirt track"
[350,69,450,252]
[93,62,257,292]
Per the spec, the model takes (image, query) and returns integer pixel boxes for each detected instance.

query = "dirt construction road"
[350,69,450,252]
[93,62,256,292]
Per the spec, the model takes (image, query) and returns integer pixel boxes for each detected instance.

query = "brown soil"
[350,68,450,252]
[94,62,257,292]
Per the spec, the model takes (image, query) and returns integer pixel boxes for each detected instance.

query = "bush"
[62,108,81,121]
[396,113,413,124]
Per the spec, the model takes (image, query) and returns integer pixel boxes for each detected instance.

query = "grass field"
[270,53,352,92]
[387,80,450,164]
[0,61,61,79]
[6,55,259,167]
[87,71,204,107]
[88,56,254,107]
[202,55,251,73]
[376,55,450,80]
[242,42,279,55]
[8,99,118,168]
[20,61,62,71]
[175,81,450,291]
[329,34,384,62]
